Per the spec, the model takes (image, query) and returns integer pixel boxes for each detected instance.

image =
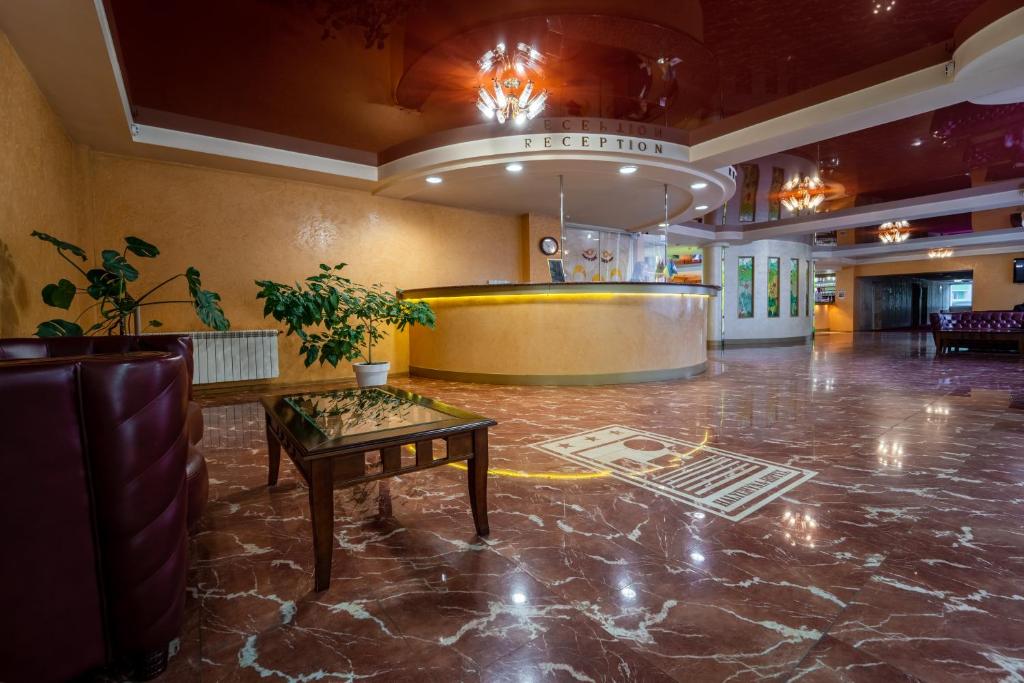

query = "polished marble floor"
[167,332,1024,682]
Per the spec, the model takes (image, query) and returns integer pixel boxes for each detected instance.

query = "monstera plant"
[256,263,435,386]
[32,231,230,337]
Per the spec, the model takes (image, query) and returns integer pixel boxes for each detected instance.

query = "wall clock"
[539,236,559,256]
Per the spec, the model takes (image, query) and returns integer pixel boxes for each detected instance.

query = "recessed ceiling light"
[619,165,638,175]
[658,222,670,228]
[690,182,708,189]
[911,139,923,147]
[695,205,709,211]
[425,176,443,184]
[505,163,523,172]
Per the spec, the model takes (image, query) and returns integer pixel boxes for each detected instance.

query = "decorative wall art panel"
[738,256,754,318]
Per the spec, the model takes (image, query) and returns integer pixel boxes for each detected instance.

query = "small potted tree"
[256,263,435,387]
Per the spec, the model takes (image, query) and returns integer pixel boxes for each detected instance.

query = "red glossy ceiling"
[779,101,1024,207]
[104,0,1005,156]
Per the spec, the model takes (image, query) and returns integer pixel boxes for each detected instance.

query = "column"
[703,243,725,344]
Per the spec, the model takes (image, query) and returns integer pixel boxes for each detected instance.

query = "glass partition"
[562,226,666,282]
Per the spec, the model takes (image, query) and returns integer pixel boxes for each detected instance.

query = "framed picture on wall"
[738,257,755,318]
[767,257,781,318]
[790,258,800,316]
[547,258,566,283]
[738,164,759,222]
[769,167,785,221]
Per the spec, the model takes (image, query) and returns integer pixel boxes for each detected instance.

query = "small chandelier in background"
[779,175,827,214]
[879,220,911,244]
[872,1,896,14]
[476,42,549,125]
[928,247,954,258]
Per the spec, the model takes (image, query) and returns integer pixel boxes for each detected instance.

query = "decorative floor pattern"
[531,425,817,521]
[162,332,1024,682]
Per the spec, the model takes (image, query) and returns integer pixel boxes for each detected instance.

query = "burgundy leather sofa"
[0,352,191,681]
[930,311,1024,354]
[0,335,208,527]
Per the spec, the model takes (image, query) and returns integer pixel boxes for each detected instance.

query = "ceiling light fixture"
[695,204,709,211]
[690,181,708,190]
[425,176,443,184]
[476,42,548,125]
[928,248,953,258]
[619,165,638,175]
[779,175,827,214]
[872,0,895,14]
[911,138,923,147]
[879,220,911,243]
[505,163,523,173]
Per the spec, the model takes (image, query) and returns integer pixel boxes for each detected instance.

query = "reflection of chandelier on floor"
[779,175,827,214]
[475,42,549,125]
[879,220,911,243]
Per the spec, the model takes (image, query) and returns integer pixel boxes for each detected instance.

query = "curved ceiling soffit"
[394,13,717,128]
[398,0,704,65]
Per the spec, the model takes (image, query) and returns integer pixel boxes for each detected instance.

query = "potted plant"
[31,231,229,336]
[255,263,435,387]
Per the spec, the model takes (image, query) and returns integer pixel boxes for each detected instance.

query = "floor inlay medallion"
[532,426,817,521]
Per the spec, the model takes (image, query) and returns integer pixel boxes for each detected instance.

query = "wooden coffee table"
[261,385,496,591]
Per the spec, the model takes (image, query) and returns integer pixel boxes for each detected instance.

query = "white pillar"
[703,243,725,344]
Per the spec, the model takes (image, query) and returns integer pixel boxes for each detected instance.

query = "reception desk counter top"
[402,282,718,385]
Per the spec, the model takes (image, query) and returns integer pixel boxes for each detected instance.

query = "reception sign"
[767,257,780,318]
[790,258,800,316]
[738,257,754,318]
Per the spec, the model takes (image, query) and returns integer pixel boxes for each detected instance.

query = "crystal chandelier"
[475,42,549,125]
[779,175,827,214]
[928,247,953,258]
[879,220,911,243]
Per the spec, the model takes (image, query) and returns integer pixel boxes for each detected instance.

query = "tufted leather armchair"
[0,335,208,528]
[930,311,1024,354]
[0,352,190,681]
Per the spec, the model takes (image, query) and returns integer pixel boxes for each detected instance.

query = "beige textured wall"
[84,153,522,383]
[0,33,86,337]
[522,213,562,283]
[829,252,1024,332]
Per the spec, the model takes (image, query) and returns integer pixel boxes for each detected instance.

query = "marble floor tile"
[166,331,1024,681]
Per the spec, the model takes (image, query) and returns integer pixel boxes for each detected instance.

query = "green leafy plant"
[256,263,435,368]
[31,231,230,337]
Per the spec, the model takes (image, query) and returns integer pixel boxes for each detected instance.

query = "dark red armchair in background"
[0,337,208,682]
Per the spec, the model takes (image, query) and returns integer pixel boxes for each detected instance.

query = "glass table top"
[284,387,453,440]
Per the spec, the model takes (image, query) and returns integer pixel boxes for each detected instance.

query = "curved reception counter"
[401,282,719,385]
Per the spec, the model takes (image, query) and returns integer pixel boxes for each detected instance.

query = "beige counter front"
[402,282,719,385]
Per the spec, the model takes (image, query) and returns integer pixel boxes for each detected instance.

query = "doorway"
[854,270,972,331]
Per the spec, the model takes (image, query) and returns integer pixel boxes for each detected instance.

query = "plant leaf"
[85,268,120,300]
[35,319,84,337]
[186,267,230,331]
[125,236,159,258]
[101,249,139,282]
[41,279,77,309]
[31,231,87,261]
[147,319,163,328]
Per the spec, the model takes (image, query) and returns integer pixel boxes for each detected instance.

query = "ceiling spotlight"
[690,182,708,190]
[695,205,709,211]
[658,222,670,228]
[505,163,523,173]
[619,165,638,175]
[911,139,923,147]
[425,176,443,184]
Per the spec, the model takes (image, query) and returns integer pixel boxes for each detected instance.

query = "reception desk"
[402,282,719,385]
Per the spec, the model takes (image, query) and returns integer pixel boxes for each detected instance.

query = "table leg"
[308,459,334,592]
[467,429,490,536]
[266,415,281,486]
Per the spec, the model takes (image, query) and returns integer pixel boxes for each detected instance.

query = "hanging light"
[779,175,827,214]
[928,247,953,258]
[879,220,911,244]
[475,42,549,126]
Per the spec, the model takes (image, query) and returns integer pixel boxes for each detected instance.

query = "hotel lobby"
[2,1,1024,681]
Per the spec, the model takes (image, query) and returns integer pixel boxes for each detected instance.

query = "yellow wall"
[0,32,87,337]
[829,251,1024,332]
[82,153,522,383]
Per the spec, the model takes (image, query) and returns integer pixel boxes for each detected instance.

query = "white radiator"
[176,330,280,384]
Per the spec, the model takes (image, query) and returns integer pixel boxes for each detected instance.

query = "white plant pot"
[353,361,390,387]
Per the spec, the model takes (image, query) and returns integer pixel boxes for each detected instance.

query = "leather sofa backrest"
[930,311,1024,331]
[0,352,189,682]
[0,335,196,398]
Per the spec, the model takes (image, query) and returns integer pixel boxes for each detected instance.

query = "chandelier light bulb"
[474,42,548,126]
